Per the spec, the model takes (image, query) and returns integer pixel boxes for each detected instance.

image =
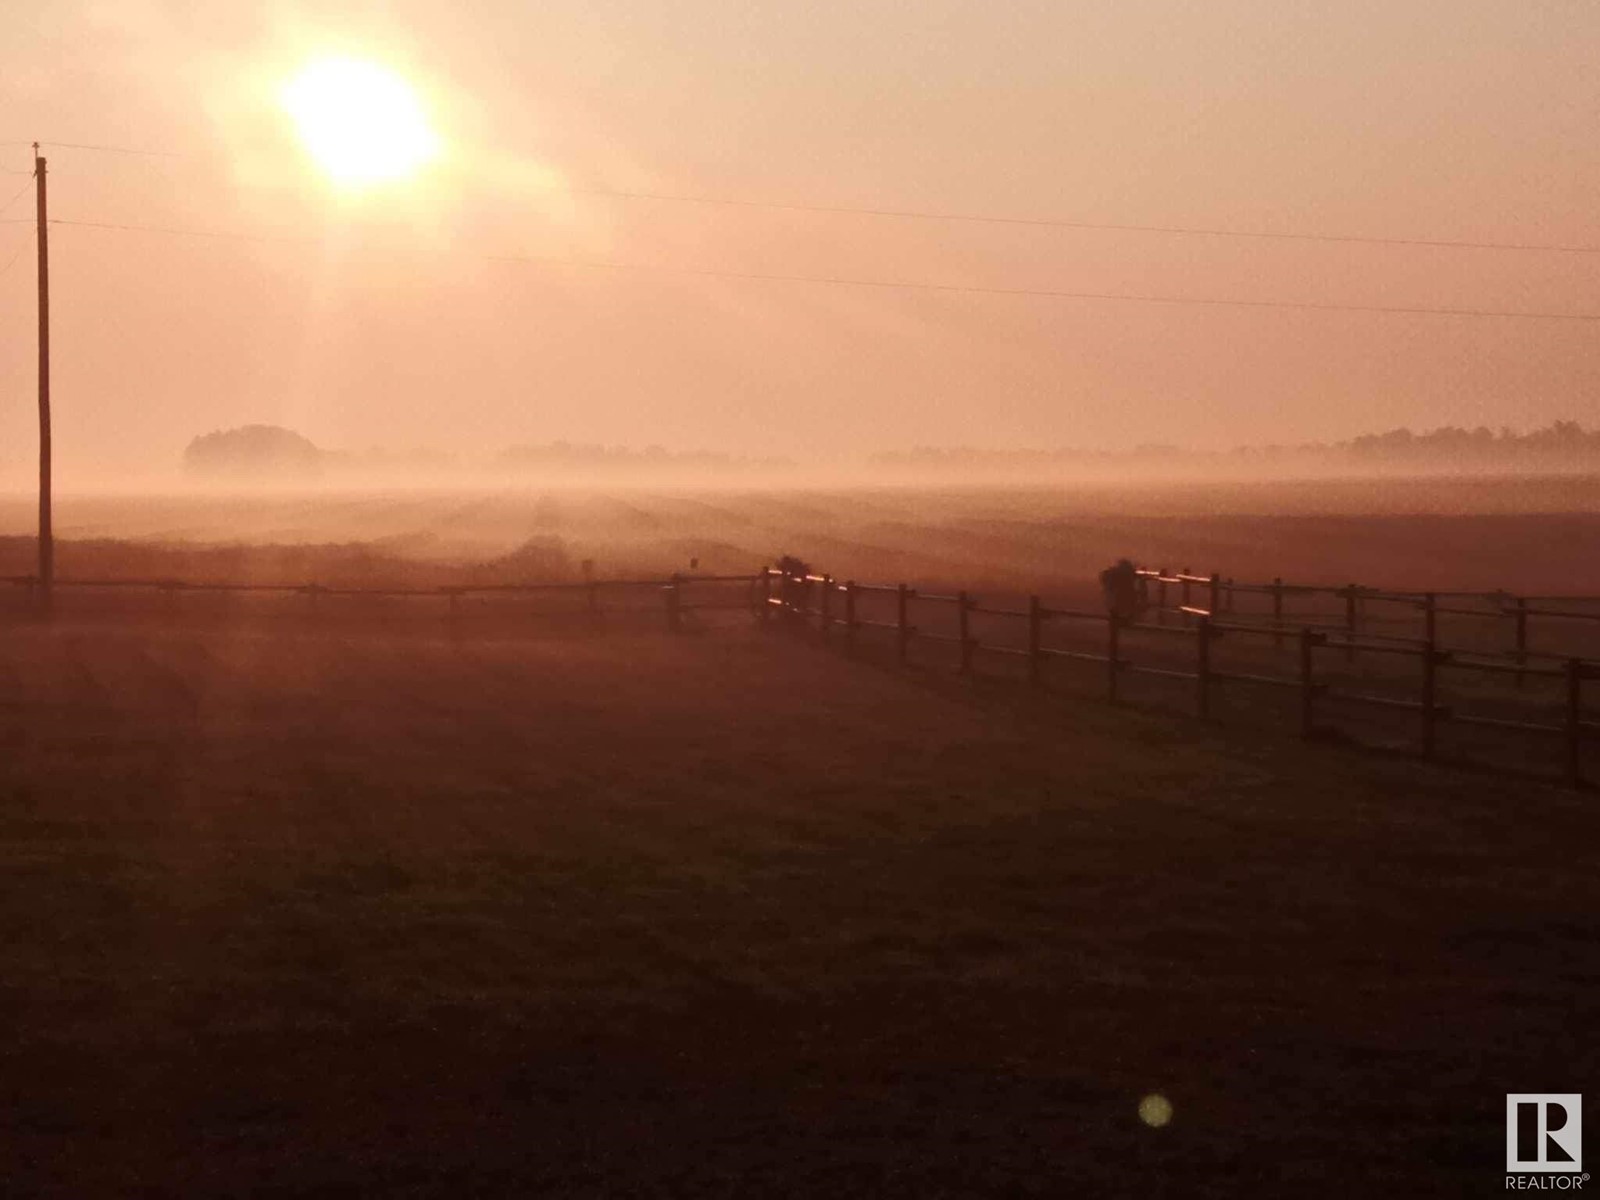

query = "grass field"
[2,614,1593,1196]
[7,472,1600,598]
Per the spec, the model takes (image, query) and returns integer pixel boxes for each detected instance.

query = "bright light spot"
[1138,1093,1173,1128]
[280,58,440,187]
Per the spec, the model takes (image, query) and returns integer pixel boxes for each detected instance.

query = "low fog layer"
[2,473,1599,596]
[13,418,1600,492]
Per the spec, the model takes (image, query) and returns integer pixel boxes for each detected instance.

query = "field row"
[8,479,1600,596]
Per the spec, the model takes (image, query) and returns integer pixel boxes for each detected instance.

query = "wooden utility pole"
[34,144,52,614]
[1421,593,1437,759]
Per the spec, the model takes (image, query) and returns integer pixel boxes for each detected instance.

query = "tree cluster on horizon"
[182,419,1600,481]
[871,420,1600,471]
[183,425,323,479]
[181,427,794,479]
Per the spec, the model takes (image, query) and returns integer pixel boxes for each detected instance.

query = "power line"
[0,244,26,283]
[0,138,185,158]
[9,135,1598,255]
[42,215,1596,322]
[49,141,184,157]
[485,252,1600,322]
[0,177,33,217]
[50,217,311,244]
[564,185,1600,256]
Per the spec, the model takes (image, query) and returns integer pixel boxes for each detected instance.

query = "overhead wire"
[561,185,1600,256]
[0,174,30,282]
[36,215,1600,322]
[0,176,34,217]
[0,138,185,158]
[5,136,1597,255]
[0,243,26,283]
[9,136,1598,322]
[48,217,311,244]
[483,251,1600,323]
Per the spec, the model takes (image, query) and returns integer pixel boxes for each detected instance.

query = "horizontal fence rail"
[762,565,1600,788]
[9,560,1598,787]
[4,572,765,633]
[1131,567,1600,664]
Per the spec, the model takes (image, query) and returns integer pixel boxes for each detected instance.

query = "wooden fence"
[3,572,763,632]
[759,566,1600,788]
[9,564,1598,785]
[1134,566,1600,667]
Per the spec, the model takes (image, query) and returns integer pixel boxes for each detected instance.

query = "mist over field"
[4,469,1600,596]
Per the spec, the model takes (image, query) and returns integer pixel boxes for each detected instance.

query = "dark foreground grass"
[0,618,1593,1197]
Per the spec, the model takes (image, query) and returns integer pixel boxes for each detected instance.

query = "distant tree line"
[183,419,1600,482]
[872,420,1600,473]
[182,427,792,480]
[1321,420,1600,462]
[184,425,323,478]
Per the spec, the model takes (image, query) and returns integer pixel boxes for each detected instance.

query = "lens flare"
[280,57,440,187]
[1138,1094,1173,1127]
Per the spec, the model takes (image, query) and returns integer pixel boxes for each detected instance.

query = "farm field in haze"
[4,472,1600,601]
[0,617,1593,1196]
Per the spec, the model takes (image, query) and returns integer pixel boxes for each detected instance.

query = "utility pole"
[34,144,51,615]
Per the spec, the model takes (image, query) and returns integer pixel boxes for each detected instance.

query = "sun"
[280,58,440,187]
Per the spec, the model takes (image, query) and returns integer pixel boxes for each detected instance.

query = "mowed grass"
[0,618,1593,1197]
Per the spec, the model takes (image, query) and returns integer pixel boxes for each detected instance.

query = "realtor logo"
[1508,1095,1583,1173]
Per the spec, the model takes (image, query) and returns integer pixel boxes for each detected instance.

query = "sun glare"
[280,58,440,187]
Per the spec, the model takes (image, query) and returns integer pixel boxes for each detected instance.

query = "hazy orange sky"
[2,1,1597,476]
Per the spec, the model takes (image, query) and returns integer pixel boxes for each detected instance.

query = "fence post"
[1180,567,1192,625]
[1207,572,1221,617]
[1566,658,1583,787]
[1156,568,1168,626]
[1272,577,1284,647]
[1344,585,1358,661]
[1513,596,1528,689]
[957,590,973,673]
[1299,627,1318,738]
[1027,595,1042,686]
[844,581,857,652]
[897,584,911,664]
[1421,592,1437,759]
[667,573,682,633]
[1107,614,1121,703]
[820,574,832,637]
[1196,615,1212,718]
